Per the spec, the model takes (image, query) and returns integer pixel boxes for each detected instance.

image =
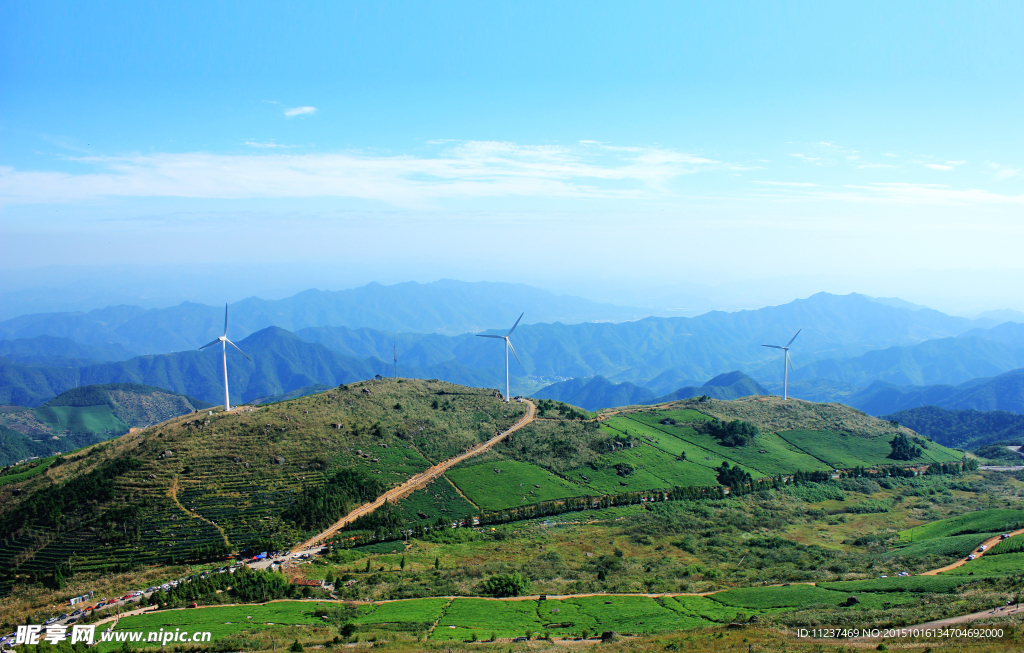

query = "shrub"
[482,572,530,597]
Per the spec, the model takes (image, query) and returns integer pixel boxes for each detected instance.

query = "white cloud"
[753,181,818,187]
[990,163,1022,180]
[244,141,293,149]
[946,160,966,165]
[0,140,727,207]
[857,163,896,169]
[284,106,317,117]
[925,163,953,170]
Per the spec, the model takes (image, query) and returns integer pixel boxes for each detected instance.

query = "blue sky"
[2,1,1023,315]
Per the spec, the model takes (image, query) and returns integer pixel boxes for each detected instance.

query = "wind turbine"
[476,312,524,403]
[199,303,251,411]
[762,329,800,400]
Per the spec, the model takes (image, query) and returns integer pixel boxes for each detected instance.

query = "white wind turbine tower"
[199,303,251,411]
[762,329,800,400]
[476,312,524,403]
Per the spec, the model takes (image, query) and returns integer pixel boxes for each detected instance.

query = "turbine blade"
[199,339,221,350]
[224,303,229,336]
[762,345,783,349]
[507,338,522,366]
[476,334,505,339]
[506,312,524,337]
[225,339,252,361]
[786,328,801,347]
[787,351,794,370]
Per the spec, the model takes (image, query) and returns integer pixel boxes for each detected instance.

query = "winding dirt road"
[294,400,535,552]
[921,527,1024,575]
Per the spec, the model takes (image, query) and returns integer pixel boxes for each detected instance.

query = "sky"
[2,1,1023,317]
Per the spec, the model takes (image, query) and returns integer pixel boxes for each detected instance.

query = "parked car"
[1001,533,1011,539]
[967,554,976,560]
[978,545,987,552]
[187,603,198,609]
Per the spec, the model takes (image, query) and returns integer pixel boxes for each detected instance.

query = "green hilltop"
[0,382,965,596]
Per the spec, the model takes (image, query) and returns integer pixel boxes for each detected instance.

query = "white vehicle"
[1001,533,1011,539]
[44,617,58,625]
[978,545,987,552]
[967,554,976,560]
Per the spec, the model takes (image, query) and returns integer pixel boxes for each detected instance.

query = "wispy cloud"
[244,141,293,149]
[925,163,953,170]
[754,181,818,187]
[0,140,728,207]
[990,163,1021,180]
[284,106,317,118]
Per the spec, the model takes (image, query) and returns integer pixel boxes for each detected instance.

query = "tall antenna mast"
[393,342,397,379]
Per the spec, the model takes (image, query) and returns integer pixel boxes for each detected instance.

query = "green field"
[896,532,1001,559]
[899,509,1024,542]
[988,534,1024,555]
[0,454,63,487]
[34,404,129,435]
[431,598,543,641]
[567,443,720,494]
[98,602,322,650]
[943,551,1024,576]
[818,576,983,593]
[778,430,963,468]
[620,416,830,476]
[354,597,449,625]
[392,477,479,524]
[710,584,918,610]
[446,461,590,511]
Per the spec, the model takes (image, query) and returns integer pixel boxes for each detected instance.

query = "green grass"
[97,602,322,650]
[431,598,542,641]
[660,595,746,623]
[33,404,129,435]
[567,441,721,494]
[622,416,830,476]
[446,461,590,511]
[710,584,920,610]
[987,534,1024,555]
[942,551,1024,576]
[898,509,1024,542]
[559,595,706,634]
[0,454,63,486]
[778,430,963,468]
[391,477,479,524]
[354,597,449,625]
[818,576,984,593]
[896,533,1001,560]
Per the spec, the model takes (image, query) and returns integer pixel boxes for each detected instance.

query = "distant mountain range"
[1,286,1022,415]
[0,280,651,353]
[532,371,767,411]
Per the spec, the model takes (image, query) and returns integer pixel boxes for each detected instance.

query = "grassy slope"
[0,379,526,585]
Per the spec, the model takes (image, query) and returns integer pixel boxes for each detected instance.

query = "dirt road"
[293,400,535,552]
[921,527,1024,575]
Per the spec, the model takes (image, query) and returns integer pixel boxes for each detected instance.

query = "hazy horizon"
[3,3,1022,318]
